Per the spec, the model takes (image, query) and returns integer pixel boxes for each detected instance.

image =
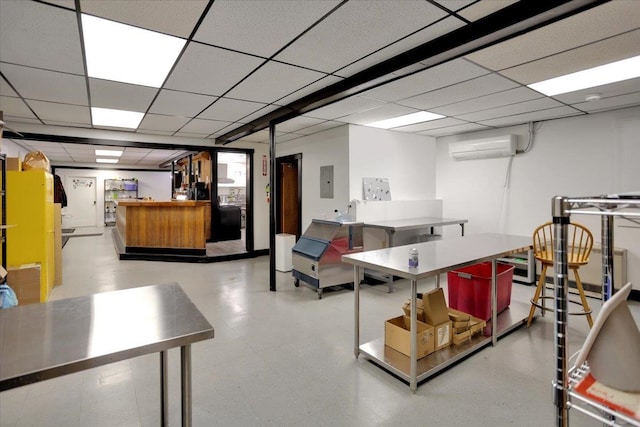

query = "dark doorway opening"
[276,154,302,239]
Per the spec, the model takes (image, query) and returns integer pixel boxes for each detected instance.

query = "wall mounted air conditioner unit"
[449,135,517,160]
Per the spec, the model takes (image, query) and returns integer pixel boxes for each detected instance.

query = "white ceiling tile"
[235,129,269,143]
[457,97,564,122]
[44,120,93,129]
[549,77,640,106]
[398,73,520,110]
[432,87,542,116]
[1,64,87,105]
[0,0,84,74]
[306,96,388,120]
[26,100,91,124]
[433,0,476,13]
[40,1,76,9]
[478,106,584,127]
[198,98,268,123]
[136,129,175,136]
[335,17,466,78]
[164,43,264,96]
[226,61,327,104]
[138,114,191,133]
[275,0,448,73]
[502,29,640,85]
[337,104,419,125]
[0,79,18,97]
[0,96,38,119]
[363,58,490,102]
[275,75,343,106]
[457,0,517,22]
[393,117,466,133]
[236,104,281,124]
[275,133,305,143]
[173,131,210,138]
[89,79,157,112]
[420,123,491,137]
[178,118,233,136]
[273,116,325,134]
[291,120,344,135]
[571,92,640,113]
[149,89,217,117]
[465,1,640,71]
[194,0,340,57]
[79,0,208,38]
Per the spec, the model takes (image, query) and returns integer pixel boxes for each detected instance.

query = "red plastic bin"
[446,262,515,321]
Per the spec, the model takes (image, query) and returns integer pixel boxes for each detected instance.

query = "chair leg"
[572,268,594,328]
[527,264,548,327]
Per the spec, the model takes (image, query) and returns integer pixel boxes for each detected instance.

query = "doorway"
[64,176,97,227]
[276,154,302,238]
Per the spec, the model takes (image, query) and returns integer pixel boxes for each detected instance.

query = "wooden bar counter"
[115,200,210,255]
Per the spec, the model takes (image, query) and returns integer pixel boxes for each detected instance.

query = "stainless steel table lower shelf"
[359,301,529,384]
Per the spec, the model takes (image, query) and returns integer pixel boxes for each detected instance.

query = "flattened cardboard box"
[431,320,453,351]
[384,315,435,359]
[7,264,41,305]
[422,287,450,326]
[402,299,425,322]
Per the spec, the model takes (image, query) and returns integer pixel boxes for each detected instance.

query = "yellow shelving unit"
[6,170,54,302]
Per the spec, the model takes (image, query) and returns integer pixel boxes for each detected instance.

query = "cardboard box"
[448,308,487,342]
[402,299,425,322]
[384,315,435,359]
[431,320,453,350]
[7,157,21,171]
[422,287,450,326]
[6,264,41,305]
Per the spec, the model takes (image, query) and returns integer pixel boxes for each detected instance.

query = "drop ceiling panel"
[194,0,341,57]
[164,43,264,96]
[274,75,343,106]
[40,1,76,9]
[0,1,84,74]
[79,0,208,38]
[89,79,157,112]
[465,1,640,71]
[571,92,640,113]
[234,104,280,124]
[502,29,640,85]
[335,16,466,78]
[393,117,466,133]
[149,89,217,117]
[288,120,344,136]
[226,61,327,104]
[274,0,448,73]
[0,97,38,119]
[420,122,491,136]
[552,78,640,105]
[236,129,269,143]
[3,116,41,125]
[435,0,476,13]
[197,98,266,122]
[275,116,328,134]
[177,118,232,136]
[432,87,542,116]
[27,100,91,124]
[457,97,564,123]
[45,120,92,129]
[398,73,520,110]
[305,96,387,120]
[337,104,419,125]
[478,106,583,127]
[456,0,517,22]
[364,58,490,102]
[1,64,88,106]
[275,133,305,143]
[138,114,191,133]
[0,79,18,97]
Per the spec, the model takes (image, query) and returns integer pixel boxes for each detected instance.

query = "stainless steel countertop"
[0,283,214,391]
[342,233,531,280]
[363,216,468,231]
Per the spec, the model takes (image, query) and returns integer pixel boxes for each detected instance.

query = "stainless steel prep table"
[363,217,468,291]
[0,282,214,427]
[342,233,532,392]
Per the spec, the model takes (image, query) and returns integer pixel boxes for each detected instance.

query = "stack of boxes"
[385,287,485,359]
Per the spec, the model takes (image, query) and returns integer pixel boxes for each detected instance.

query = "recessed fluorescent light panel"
[528,55,640,96]
[92,107,144,129]
[96,158,119,164]
[95,149,123,157]
[81,14,186,87]
[366,111,445,129]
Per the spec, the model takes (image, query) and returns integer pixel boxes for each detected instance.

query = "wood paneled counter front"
[115,200,210,255]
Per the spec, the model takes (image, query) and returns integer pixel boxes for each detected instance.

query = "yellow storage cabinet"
[7,170,55,302]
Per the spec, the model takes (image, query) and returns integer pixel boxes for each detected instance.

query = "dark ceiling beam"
[215,0,609,144]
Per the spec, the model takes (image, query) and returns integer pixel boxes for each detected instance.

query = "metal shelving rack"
[551,194,640,427]
[104,178,138,226]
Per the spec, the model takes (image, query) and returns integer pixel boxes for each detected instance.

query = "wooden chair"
[526,221,594,328]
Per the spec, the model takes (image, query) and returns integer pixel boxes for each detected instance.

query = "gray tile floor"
[2,228,638,426]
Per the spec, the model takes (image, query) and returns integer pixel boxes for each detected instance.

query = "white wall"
[436,106,640,289]
[54,168,171,227]
[276,125,350,231]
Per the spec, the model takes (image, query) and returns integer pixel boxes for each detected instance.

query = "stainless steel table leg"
[410,279,417,392]
[354,265,360,359]
[161,350,168,427]
[181,345,192,427]
[436,274,440,289]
